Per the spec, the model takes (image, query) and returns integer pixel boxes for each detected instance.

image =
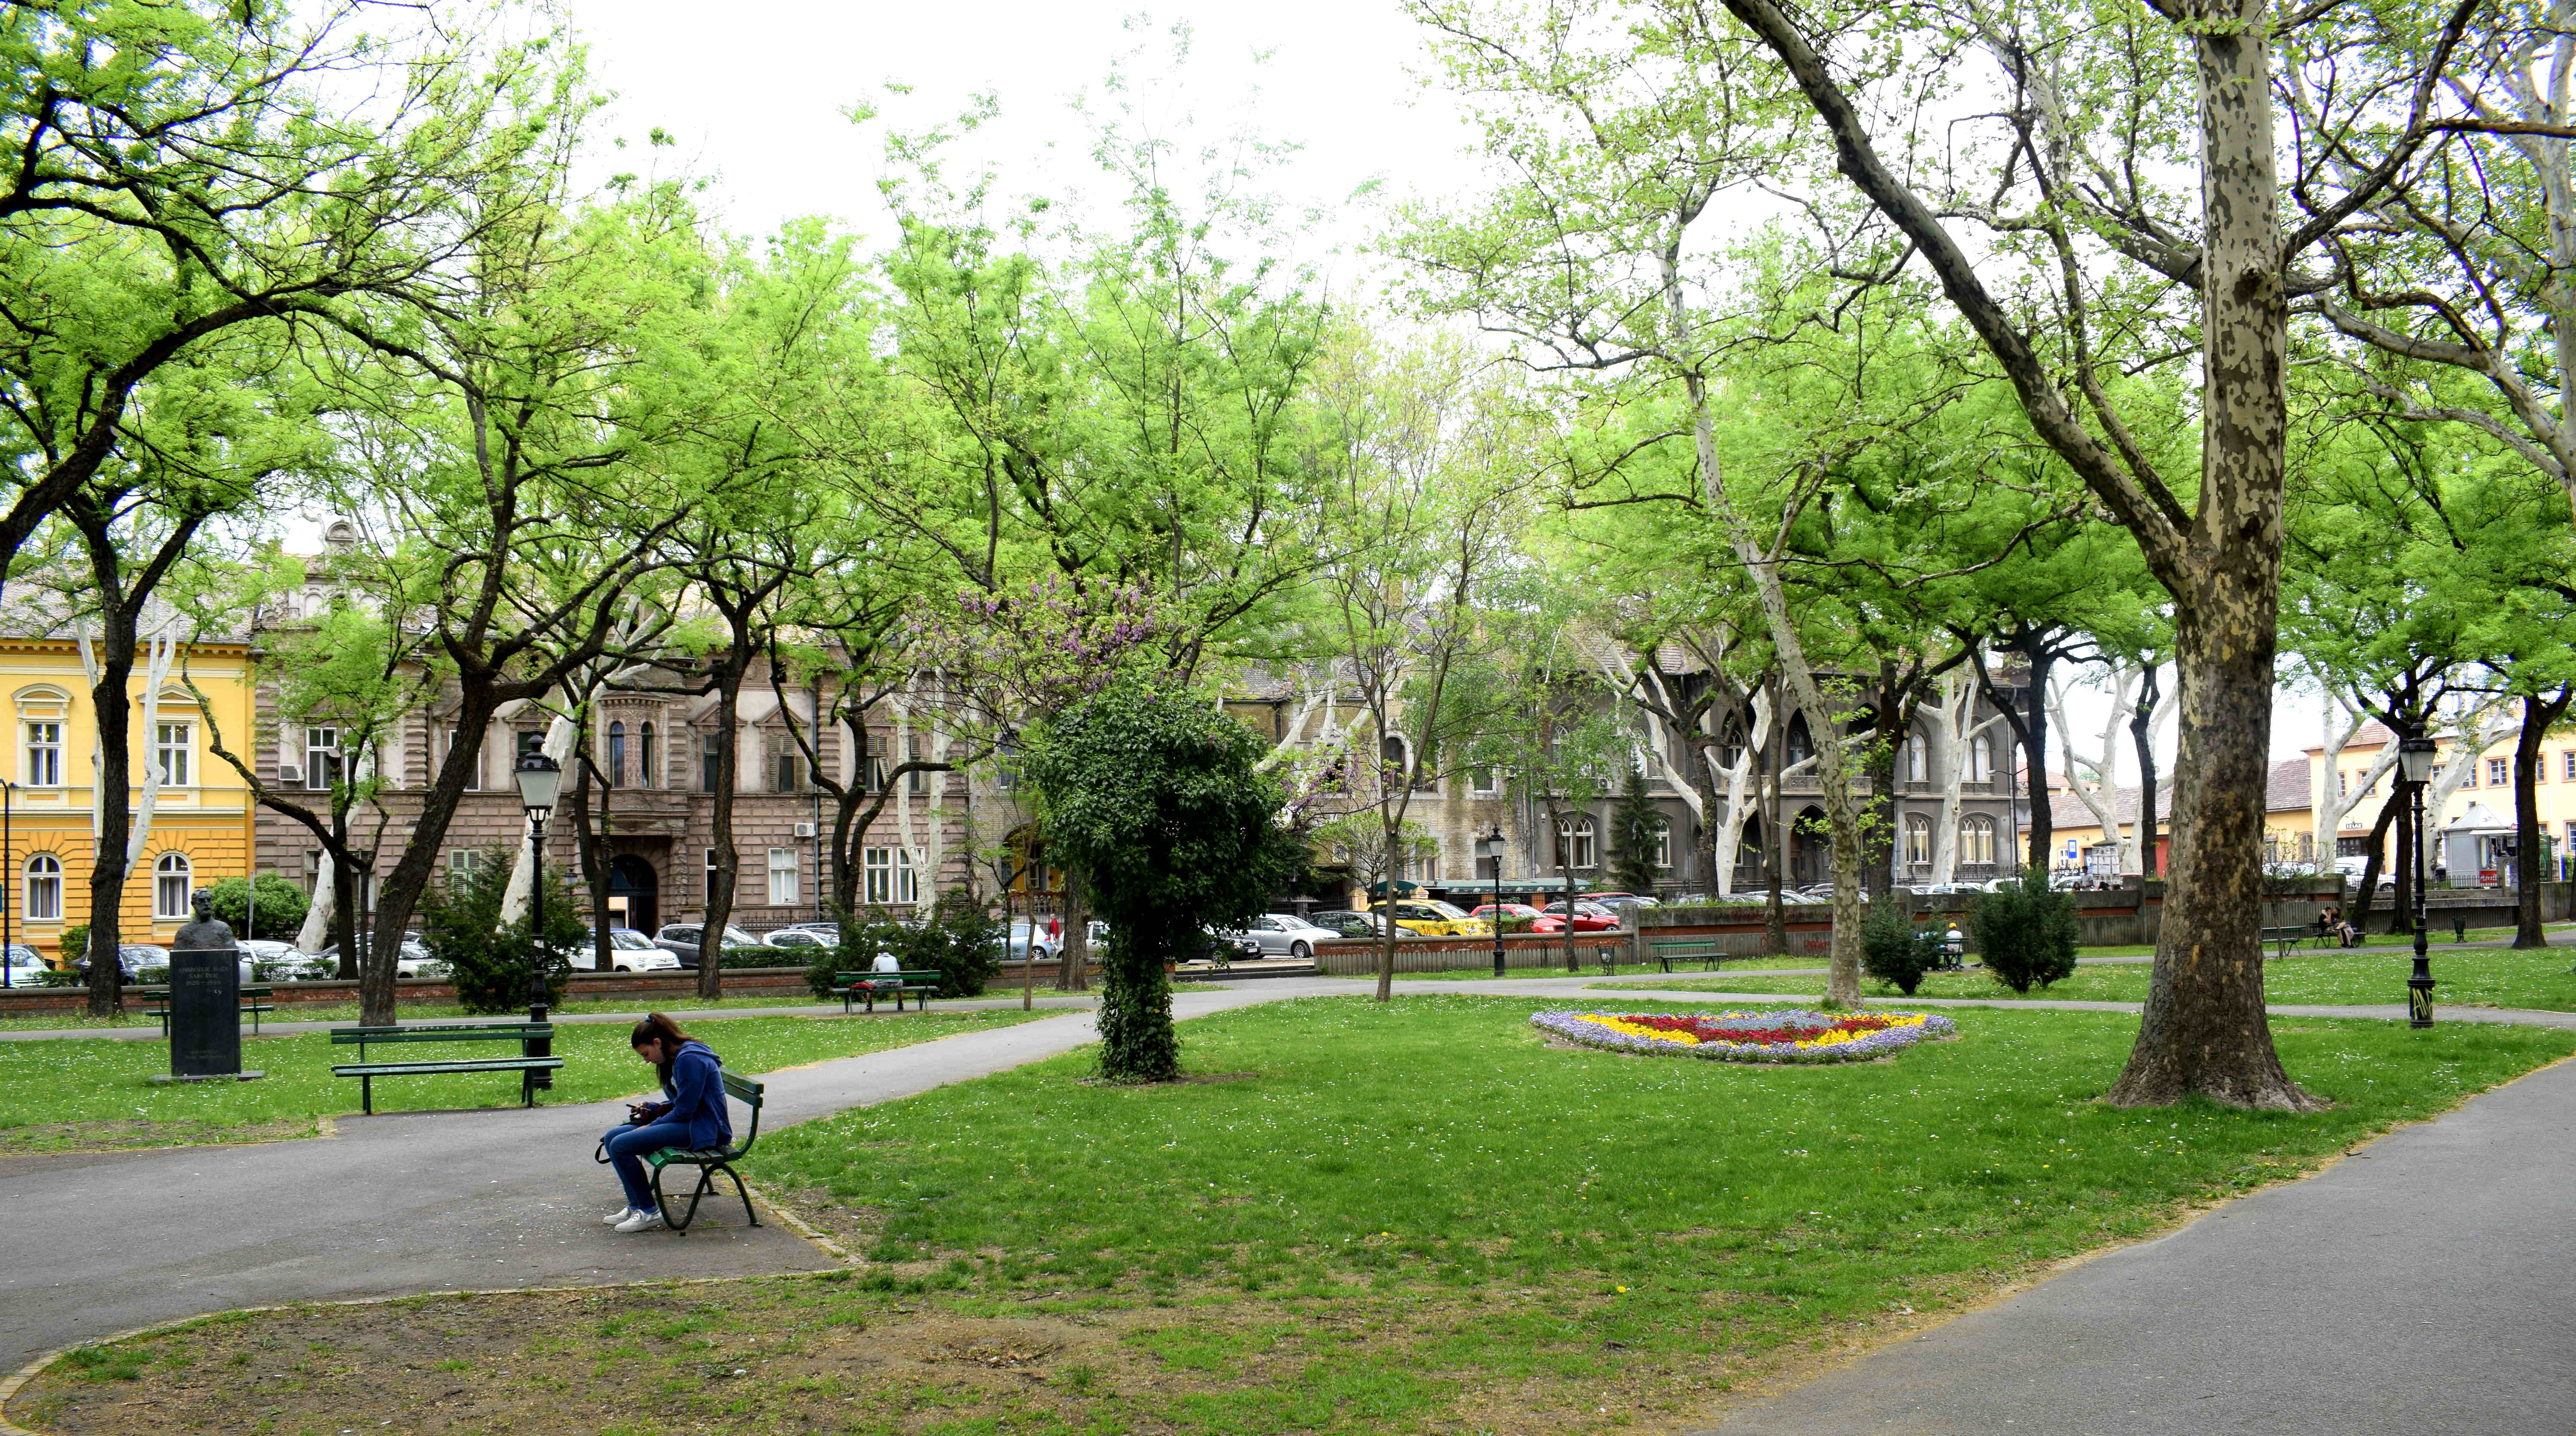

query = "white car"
[578,928,680,972]
[0,944,49,986]
[761,928,838,952]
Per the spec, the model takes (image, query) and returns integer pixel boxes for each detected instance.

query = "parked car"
[996,918,1059,962]
[1583,891,1660,909]
[1176,927,1262,965]
[760,928,838,952]
[1537,901,1621,933]
[0,943,49,985]
[1467,902,1553,932]
[1379,900,1495,937]
[653,923,763,967]
[1304,910,1388,939]
[309,938,439,977]
[577,927,681,972]
[1224,913,1340,959]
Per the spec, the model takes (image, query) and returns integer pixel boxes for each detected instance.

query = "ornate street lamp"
[1476,827,1507,978]
[514,751,563,1081]
[2397,736,2438,1028]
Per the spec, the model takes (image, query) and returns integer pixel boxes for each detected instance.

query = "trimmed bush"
[417,847,586,1013]
[796,895,1001,1000]
[1970,873,2081,994]
[1859,900,1944,996]
[204,873,309,942]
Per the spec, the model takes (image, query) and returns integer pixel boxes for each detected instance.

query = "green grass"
[0,1008,1057,1151]
[1617,945,2576,1011]
[39,995,2570,1435]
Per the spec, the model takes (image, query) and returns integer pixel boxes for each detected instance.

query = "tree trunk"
[361,686,505,1025]
[2130,663,2163,877]
[2016,645,2056,875]
[2514,691,2572,948]
[2104,9,2315,1109]
[1056,864,1090,991]
[2350,788,2401,934]
[573,738,614,974]
[700,674,744,1000]
[83,639,136,1019]
[1099,913,1180,1082]
[1762,722,1787,955]
[1860,685,1903,899]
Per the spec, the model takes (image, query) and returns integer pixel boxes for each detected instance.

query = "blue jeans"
[603,1119,694,1211]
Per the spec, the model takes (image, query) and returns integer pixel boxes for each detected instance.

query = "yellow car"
[1381,900,1495,937]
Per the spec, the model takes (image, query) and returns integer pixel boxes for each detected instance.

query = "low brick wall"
[1313,933,1628,976]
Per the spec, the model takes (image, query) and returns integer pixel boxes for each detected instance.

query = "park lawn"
[0,1008,1056,1153]
[25,995,2567,1436]
[1614,945,2576,1012]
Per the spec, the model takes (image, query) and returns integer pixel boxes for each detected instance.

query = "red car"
[1539,901,1621,932]
[1468,902,1564,933]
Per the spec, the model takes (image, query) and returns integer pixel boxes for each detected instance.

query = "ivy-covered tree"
[1026,680,1303,1082]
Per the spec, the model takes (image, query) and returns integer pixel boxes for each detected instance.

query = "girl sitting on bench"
[600,1013,731,1232]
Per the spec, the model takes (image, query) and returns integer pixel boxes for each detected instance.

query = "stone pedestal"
[167,944,242,1079]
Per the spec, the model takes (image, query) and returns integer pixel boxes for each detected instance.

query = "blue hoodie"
[653,1040,732,1149]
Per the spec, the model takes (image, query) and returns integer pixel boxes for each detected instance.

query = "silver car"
[1227,913,1340,959]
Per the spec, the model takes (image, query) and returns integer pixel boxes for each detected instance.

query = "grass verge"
[17,995,2566,1436]
[1617,945,2576,1011]
[0,1008,1056,1153]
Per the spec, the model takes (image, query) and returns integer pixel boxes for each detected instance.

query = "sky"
[534,0,2320,766]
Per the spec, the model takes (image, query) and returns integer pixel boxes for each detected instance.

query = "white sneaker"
[603,1206,638,1226]
[613,1208,666,1233]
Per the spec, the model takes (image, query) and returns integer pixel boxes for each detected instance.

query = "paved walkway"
[4,968,2573,1436]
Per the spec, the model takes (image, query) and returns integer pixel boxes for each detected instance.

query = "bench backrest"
[834,970,943,984]
[721,1069,765,1155]
[329,1023,550,1046]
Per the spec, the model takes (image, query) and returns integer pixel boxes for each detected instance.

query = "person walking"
[599,1013,731,1232]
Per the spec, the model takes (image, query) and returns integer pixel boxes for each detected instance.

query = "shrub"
[203,873,309,942]
[60,925,88,967]
[417,847,585,1013]
[795,896,1001,999]
[1859,900,1943,996]
[1970,873,2081,994]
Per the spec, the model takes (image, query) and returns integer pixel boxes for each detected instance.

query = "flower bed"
[1531,1007,1956,1064]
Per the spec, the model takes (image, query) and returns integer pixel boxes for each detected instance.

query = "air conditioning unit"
[793,822,817,839]
[277,765,302,785]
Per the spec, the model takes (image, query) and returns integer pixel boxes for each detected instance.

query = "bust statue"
[171,888,237,953]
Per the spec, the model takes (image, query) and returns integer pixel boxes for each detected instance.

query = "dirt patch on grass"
[0,1115,320,1156]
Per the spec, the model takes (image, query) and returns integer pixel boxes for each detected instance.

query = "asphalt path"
[5,967,2575,1436]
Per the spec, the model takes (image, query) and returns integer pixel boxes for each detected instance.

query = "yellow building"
[2309,715,2576,883]
[4,635,258,964]
[2047,758,2315,876]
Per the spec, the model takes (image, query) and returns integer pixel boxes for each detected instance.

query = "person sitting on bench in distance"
[2316,906,2358,948]
[601,1013,730,1232]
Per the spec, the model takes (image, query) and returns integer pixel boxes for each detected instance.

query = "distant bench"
[1649,940,1732,974]
[832,970,944,1015]
[2261,925,2332,960]
[137,984,275,1037]
[329,1022,562,1114]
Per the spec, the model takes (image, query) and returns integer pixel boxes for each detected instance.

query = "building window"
[2489,757,2511,787]
[702,732,723,792]
[605,721,626,788]
[1966,735,1993,783]
[705,846,721,898]
[1556,816,1598,870]
[1653,819,1672,870]
[449,849,484,879]
[1471,767,1498,796]
[1381,733,1409,790]
[864,846,921,905]
[2563,751,2575,782]
[1785,714,1815,768]
[774,748,807,793]
[639,722,658,787]
[153,851,193,920]
[22,854,60,922]
[1904,733,1929,783]
[305,727,341,790]
[1904,813,1932,865]
[516,730,544,761]
[907,734,929,794]
[1959,815,1997,866]
[767,848,800,906]
[23,721,61,788]
[450,726,483,791]
[154,722,192,787]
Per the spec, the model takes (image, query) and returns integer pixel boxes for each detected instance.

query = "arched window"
[153,851,193,920]
[1785,713,1814,767]
[1959,815,1997,865]
[1904,813,1933,865]
[1556,815,1598,870]
[1381,733,1409,789]
[1652,819,1672,871]
[639,722,657,787]
[606,721,626,788]
[1967,734,1994,783]
[1904,732,1930,783]
[22,854,60,922]
[1720,714,1747,769]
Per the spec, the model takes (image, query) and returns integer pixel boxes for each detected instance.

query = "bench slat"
[332,1057,563,1076]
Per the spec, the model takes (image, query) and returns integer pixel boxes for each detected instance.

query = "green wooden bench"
[138,984,276,1037]
[1649,940,1731,973]
[832,970,944,1014]
[329,1022,562,1114]
[645,1069,765,1233]
[2261,925,2331,960]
